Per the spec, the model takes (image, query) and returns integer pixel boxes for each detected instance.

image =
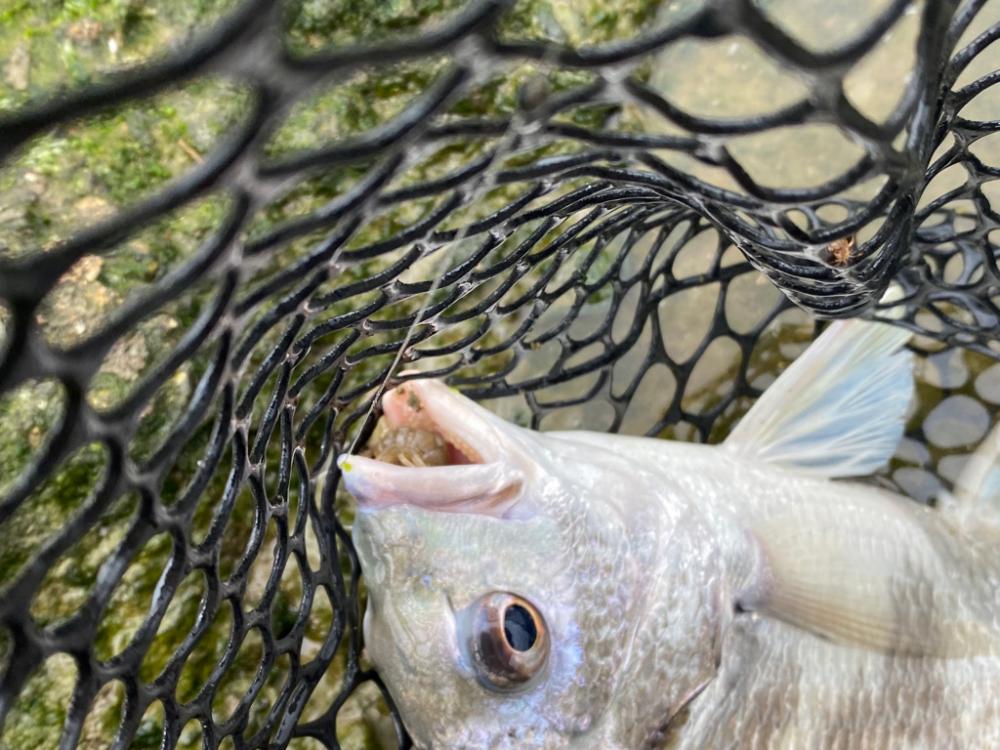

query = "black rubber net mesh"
[1,0,1000,747]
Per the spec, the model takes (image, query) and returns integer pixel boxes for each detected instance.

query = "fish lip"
[337,454,523,517]
[337,379,527,516]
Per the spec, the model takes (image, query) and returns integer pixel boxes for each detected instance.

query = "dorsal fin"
[947,421,1000,528]
[724,320,914,478]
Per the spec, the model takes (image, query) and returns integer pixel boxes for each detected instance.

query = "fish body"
[339,321,1000,748]
[558,434,1000,749]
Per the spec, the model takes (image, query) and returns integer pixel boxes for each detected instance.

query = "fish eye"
[470,592,549,691]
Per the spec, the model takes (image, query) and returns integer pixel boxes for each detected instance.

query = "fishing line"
[343,63,558,459]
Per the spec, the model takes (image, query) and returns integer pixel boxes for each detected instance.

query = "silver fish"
[337,320,1000,749]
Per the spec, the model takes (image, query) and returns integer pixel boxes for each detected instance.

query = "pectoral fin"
[725,320,913,478]
[744,511,1000,658]
[753,546,928,656]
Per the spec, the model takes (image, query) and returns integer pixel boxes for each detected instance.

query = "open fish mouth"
[337,380,524,517]
[365,380,483,467]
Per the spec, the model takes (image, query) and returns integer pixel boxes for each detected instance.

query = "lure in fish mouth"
[339,322,1000,749]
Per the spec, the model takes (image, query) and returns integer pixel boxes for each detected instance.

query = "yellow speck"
[342,461,353,472]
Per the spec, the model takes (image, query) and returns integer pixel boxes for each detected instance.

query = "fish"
[336,320,1000,749]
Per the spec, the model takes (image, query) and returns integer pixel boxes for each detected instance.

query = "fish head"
[339,380,676,748]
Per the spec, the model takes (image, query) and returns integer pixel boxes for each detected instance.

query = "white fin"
[746,509,1000,657]
[725,320,914,477]
[949,421,1000,528]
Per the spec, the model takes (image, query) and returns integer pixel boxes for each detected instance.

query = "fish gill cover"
[0,0,998,747]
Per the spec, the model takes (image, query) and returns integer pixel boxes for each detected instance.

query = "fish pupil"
[503,604,537,651]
